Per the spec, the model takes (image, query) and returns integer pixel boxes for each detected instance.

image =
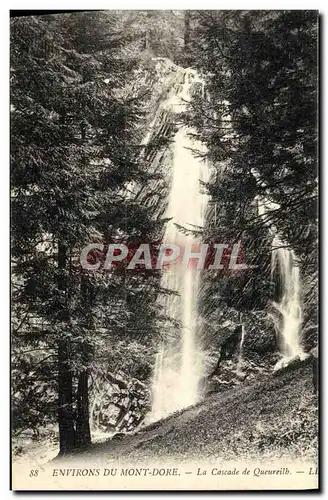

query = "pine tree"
[11,12,168,454]
[191,10,318,257]
[187,10,318,344]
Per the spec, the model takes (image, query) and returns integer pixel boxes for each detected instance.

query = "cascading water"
[256,196,306,368]
[271,235,305,368]
[236,325,245,377]
[149,69,210,421]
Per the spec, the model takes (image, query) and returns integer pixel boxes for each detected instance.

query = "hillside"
[13,353,318,490]
[71,357,317,464]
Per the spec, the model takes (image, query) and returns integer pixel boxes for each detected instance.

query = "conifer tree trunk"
[75,276,92,449]
[58,339,76,454]
[57,242,76,454]
[76,369,91,449]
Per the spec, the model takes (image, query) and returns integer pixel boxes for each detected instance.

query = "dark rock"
[205,356,271,395]
[209,326,244,378]
[302,324,318,352]
[243,312,277,360]
[111,432,126,440]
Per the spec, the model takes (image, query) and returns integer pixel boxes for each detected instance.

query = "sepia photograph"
[10,8,319,490]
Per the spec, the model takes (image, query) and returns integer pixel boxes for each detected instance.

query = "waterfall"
[256,196,307,368]
[148,68,210,421]
[271,236,306,369]
[236,325,245,377]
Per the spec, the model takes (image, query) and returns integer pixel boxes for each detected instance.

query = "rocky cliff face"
[203,291,317,397]
[301,262,318,352]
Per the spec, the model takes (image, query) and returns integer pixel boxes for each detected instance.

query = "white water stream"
[149,69,210,421]
[256,196,306,368]
[271,235,306,369]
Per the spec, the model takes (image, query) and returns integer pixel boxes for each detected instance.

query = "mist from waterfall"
[149,68,210,421]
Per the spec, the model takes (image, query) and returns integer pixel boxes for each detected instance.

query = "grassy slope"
[78,357,317,464]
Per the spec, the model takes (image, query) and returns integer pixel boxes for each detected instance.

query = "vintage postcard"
[11,9,319,491]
